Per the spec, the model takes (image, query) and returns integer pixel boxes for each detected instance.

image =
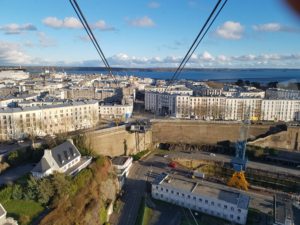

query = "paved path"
[0,164,34,186]
[115,161,147,225]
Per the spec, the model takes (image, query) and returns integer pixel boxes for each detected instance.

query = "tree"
[267,81,278,88]
[24,175,39,201]
[12,184,23,200]
[236,79,244,87]
[37,178,54,205]
[51,173,71,201]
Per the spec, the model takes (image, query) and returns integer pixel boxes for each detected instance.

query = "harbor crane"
[227,108,250,191]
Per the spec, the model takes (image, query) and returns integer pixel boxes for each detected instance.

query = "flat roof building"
[152,173,250,225]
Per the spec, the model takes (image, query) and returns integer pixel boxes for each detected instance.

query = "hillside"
[39,156,119,225]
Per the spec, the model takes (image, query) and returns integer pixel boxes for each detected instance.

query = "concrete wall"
[151,120,271,145]
[249,126,300,151]
[84,120,293,157]
[85,125,152,157]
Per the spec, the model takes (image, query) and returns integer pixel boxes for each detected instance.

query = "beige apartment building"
[0,100,99,141]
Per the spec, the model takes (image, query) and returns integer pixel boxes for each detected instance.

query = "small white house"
[31,139,92,178]
[112,156,133,188]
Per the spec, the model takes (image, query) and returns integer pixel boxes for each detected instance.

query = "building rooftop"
[0,203,6,218]
[0,100,98,113]
[274,194,294,225]
[112,156,131,166]
[154,174,250,210]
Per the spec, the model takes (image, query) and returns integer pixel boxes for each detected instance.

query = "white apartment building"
[145,92,177,115]
[99,104,133,119]
[145,85,193,96]
[266,88,300,100]
[0,100,99,141]
[261,99,300,121]
[145,85,193,116]
[152,174,249,225]
[176,96,261,121]
[225,98,262,121]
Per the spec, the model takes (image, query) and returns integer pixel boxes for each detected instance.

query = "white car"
[209,153,216,157]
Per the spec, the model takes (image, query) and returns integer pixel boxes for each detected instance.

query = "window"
[237,216,240,220]
[205,200,208,204]
[230,215,233,219]
[238,209,241,213]
[224,205,227,209]
[231,207,234,211]
[199,198,202,202]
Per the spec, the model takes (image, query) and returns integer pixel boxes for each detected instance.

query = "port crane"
[227,108,250,191]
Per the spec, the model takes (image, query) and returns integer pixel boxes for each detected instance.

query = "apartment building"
[261,99,300,121]
[152,173,249,225]
[225,98,262,121]
[145,92,177,115]
[99,103,133,119]
[266,88,300,100]
[145,85,193,116]
[176,96,262,121]
[0,100,99,141]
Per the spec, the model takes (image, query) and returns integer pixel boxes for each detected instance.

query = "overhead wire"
[69,0,118,86]
[176,0,228,78]
[165,0,228,92]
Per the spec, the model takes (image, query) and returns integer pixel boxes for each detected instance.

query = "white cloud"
[253,23,300,33]
[148,1,160,8]
[43,17,115,31]
[128,16,155,27]
[93,20,116,31]
[43,17,82,29]
[0,41,32,65]
[0,23,37,35]
[215,21,244,40]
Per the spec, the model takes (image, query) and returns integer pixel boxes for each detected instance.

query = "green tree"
[51,173,71,199]
[24,175,39,201]
[7,151,20,166]
[37,178,54,205]
[11,184,23,200]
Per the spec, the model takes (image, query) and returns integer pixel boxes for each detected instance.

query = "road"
[114,161,148,225]
[114,152,275,224]
[168,151,300,176]
[0,163,34,186]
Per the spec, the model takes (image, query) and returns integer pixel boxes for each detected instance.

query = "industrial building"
[151,173,250,225]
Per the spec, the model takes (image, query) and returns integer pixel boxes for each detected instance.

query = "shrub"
[0,185,13,203]
[12,184,23,200]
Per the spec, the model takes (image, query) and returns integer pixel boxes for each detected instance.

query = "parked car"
[168,162,177,168]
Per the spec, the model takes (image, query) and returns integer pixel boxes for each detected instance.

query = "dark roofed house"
[31,139,92,178]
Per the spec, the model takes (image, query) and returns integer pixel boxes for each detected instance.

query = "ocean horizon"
[25,67,300,84]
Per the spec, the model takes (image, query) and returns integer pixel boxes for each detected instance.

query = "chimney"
[67,139,74,145]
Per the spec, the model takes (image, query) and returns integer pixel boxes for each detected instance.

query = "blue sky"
[0,0,300,68]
